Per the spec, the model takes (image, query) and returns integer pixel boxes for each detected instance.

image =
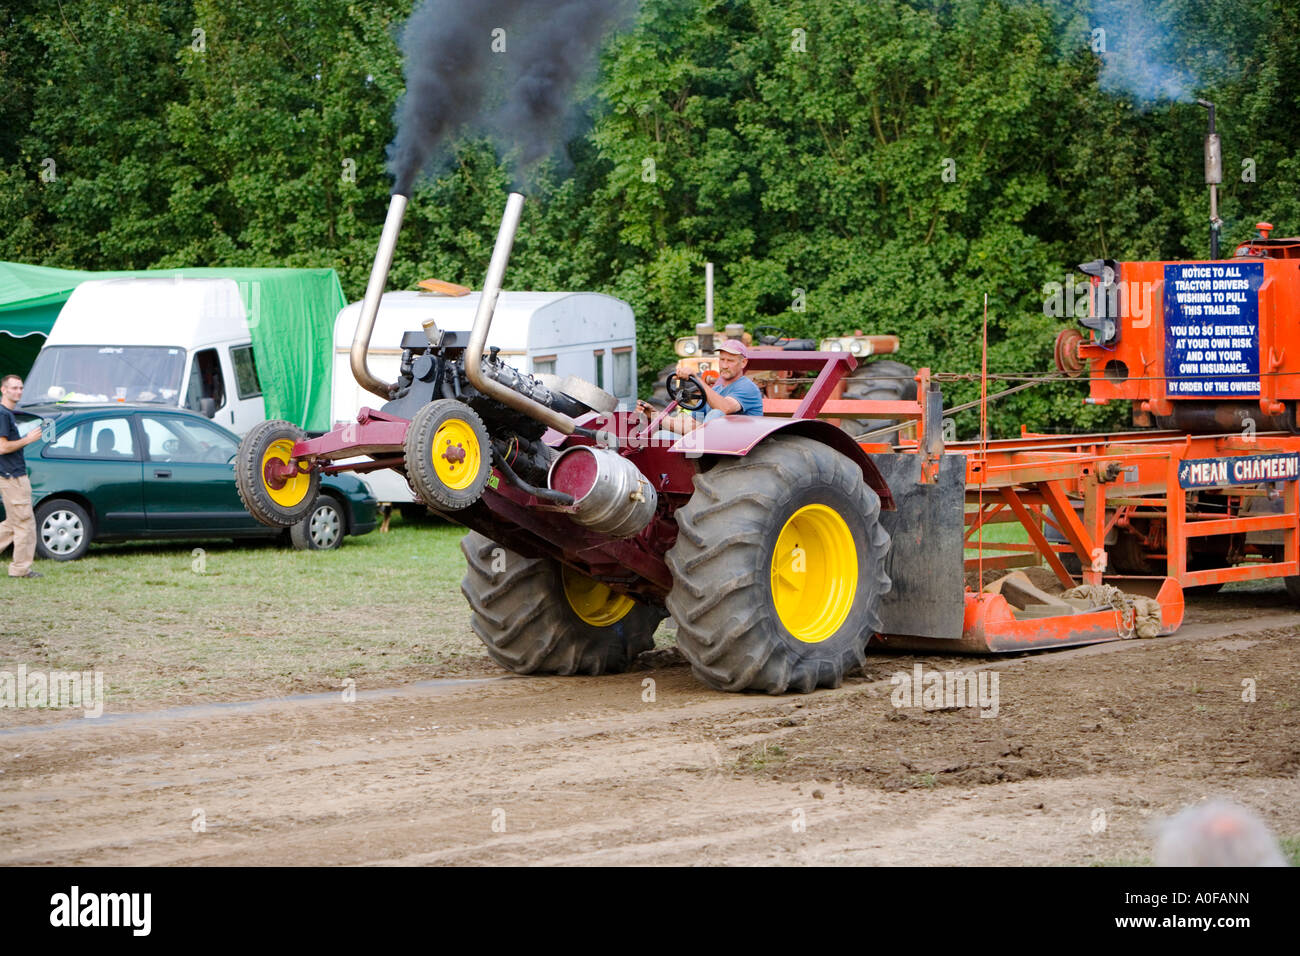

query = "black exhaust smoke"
[388,0,635,194]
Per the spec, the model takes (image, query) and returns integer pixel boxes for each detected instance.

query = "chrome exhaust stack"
[464,192,578,436]
[350,193,409,400]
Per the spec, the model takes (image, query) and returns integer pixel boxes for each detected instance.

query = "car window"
[88,418,135,458]
[141,416,238,464]
[42,417,136,459]
[43,423,86,458]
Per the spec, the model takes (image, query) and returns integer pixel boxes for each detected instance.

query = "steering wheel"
[751,325,791,346]
[667,373,707,411]
[162,438,180,456]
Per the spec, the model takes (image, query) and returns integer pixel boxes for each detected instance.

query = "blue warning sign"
[1164,262,1263,397]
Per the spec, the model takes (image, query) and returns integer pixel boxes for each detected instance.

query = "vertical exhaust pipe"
[464,192,577,435]
[351,193,409,400]
[1197,99,1223,259]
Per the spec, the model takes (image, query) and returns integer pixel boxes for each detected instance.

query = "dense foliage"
[2,0,1297,435]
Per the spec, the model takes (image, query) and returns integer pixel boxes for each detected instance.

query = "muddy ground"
[2,586,1298,866]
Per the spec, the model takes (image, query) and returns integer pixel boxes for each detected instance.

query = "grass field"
[1,514,513,711]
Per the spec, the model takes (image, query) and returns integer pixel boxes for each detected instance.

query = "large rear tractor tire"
[460,531,664,675]
[840,359,917,442]
[236,420,320,527]
[405,400,492,511]
[666,435,891,693]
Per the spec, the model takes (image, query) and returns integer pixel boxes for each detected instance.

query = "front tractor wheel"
[460,532,664,675]
[666,435,891,693]
[405,400,492,511]
[235,420,320,527]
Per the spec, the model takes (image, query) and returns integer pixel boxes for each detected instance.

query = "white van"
[22,277,267,435]
[333,289,637,505]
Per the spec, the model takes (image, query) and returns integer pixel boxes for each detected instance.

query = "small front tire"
[236,420,320,527]
[405,401,492,511]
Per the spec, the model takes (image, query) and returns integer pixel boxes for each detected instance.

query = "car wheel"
[290,496,345,551]
[35,499,93,561]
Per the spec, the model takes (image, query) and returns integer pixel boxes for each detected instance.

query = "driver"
[638,339,763,434]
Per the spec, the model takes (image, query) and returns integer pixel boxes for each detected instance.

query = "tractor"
[236,192,916,693]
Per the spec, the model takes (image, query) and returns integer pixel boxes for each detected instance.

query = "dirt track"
[2,588,1298,866]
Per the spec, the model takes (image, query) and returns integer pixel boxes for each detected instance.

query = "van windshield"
[21,345,186,406]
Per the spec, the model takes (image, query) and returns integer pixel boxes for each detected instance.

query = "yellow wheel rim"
[770,504,858,643]
[262,438,311,508]
[562,566,635,627]
[432,418,481,491]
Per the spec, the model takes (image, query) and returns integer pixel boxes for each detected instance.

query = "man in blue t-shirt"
[639,339,764,434]
[0,375,43,578]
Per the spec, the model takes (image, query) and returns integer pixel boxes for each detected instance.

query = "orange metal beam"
[1183,561,1299,586]
[961,553,1041,571]
[1182,513,1298,537]
[999,486,1077,588]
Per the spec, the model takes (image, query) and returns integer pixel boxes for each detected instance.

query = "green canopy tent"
[0,262,346,431]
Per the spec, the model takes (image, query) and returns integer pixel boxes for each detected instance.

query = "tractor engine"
[380,327,610,496]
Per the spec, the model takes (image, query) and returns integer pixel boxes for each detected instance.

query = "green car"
[3,404,378,560]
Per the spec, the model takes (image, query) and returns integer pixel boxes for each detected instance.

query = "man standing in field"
[0,375,43,579]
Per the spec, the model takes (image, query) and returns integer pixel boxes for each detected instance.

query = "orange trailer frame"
[762,365,1300,654]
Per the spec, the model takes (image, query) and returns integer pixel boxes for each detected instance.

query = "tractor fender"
[668,415,894,510]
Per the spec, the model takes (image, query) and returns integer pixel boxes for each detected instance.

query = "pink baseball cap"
[717,339,748,357]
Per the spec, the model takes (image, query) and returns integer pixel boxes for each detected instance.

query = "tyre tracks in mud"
[2,591,1298,866]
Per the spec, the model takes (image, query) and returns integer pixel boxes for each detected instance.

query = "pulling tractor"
[236,166,1300,691]
[236,192,902,693]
